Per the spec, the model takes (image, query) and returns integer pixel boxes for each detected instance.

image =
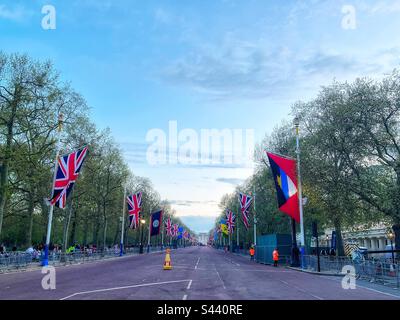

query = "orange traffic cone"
[163,248,172,270]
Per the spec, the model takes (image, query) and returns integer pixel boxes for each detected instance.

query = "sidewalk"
[0,248,167,274]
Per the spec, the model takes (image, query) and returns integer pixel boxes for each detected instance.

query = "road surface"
[0,246,398,300]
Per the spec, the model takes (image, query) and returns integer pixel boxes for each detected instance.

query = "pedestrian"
[273,248,279,267]
[249,246,255,261]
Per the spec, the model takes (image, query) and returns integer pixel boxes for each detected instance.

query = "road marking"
[195,257,200,269]
[60,279,192,300]
[323,276,400,299]
[279,280,323,300]
[187,280,192,290]
[224,257,240,267]
[182,294,188,300]
[214,266,226,290]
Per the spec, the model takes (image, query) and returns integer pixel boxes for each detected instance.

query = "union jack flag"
[165,218,172,236]
[48,146,88,209]
[172,224,179,237]
[127,192,142,229]
[238,192,253,229]
[226,209,236,234]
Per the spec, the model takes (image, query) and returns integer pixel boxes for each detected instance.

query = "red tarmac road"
[0,246,399,300]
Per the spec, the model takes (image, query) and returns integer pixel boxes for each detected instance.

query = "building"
[312,223,395,256]
[198,233,209,245]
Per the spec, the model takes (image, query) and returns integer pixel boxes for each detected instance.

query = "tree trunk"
[83,217,88,246]
[0,89,19,240]
[113,224,119,246]
[333,218,345,256]
[103,219,107,251]
[25,192,35,247]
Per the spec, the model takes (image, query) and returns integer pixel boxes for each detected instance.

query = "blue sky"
[1,0,400,233]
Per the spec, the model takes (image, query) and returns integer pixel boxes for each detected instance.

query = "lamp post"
[139,219,145,254]
[387,231,395,264]
[120,185,127,256]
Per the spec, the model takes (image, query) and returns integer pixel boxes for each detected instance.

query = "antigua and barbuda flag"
[266,151,300,222]
[150,210,163,236]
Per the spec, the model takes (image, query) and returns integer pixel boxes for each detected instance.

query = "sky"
[1,0,400,233]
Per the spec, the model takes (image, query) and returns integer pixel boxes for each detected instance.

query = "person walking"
[249,246,255,261]
[273,248,279,267]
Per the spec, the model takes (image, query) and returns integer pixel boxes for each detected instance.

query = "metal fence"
[216,246,400,289]
[302,255,400,289]
[0,246,167,273]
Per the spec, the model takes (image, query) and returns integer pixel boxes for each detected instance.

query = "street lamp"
[387,230,395,264]
[139,219,146,254]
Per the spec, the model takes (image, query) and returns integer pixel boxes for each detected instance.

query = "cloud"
[169,200,218,206]
[160,34,400,100]
[0,4,31,22]
[215,178,245,185]
[359,0,400,14]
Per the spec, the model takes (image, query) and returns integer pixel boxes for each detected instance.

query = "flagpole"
[293,117,306,268]
[228,230,231,253]
[120,185,127,256]
[253,185,257,247]
[294,117,305,264]
[147,206,152,253]
[237,203,239,249]
[161,206,164,251]
[42,114,63,267]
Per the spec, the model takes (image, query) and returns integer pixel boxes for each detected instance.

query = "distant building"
[308,222,395,256]
[198,233,208,245]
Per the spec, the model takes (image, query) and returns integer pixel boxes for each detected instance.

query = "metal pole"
[140,221,144,254]
[237,204,239,248]
[391,240,395,264]
[253,186,257,247]
[229,231,231,253]
[43,114,63,267]
[120,185,127,256]
[147,207,152,253]
[295,123,305,248]
[295,119,306,269]
[161,218,164,251]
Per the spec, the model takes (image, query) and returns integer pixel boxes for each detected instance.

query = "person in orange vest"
[273,248,279,267]
[249,246,255,261]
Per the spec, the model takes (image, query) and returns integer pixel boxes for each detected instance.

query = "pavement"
[0,246,399,300]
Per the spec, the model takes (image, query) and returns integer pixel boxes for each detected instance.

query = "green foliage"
[0,52,195,250]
